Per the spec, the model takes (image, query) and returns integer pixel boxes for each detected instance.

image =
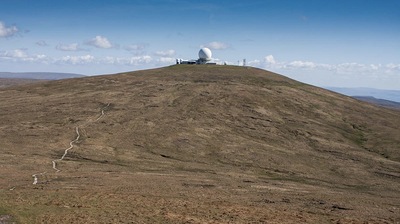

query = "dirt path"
[32,103,110,185]
[32,172,46,185]
[51,127,80,173]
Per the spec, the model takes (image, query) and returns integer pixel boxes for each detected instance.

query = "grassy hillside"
[0,78,47,88]
[0,65,399,223]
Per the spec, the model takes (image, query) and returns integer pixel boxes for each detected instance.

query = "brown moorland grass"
[0,78,46,88]
[0,65,399,223]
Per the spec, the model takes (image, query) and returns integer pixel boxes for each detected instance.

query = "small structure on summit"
[197,48,212,64]
[176,47,216,65]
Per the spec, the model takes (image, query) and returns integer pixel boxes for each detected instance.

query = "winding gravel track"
[32,103,110,185]
[51,127,80,173]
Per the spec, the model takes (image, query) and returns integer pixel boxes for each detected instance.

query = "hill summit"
[0,65,399,223]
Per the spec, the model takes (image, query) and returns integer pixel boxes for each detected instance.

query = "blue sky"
[1,0,399,89]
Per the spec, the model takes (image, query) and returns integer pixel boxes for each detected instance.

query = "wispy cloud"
[154,49,175,57]
[386,63,400,72]
[36,40,48,47]
[157,57,176,64]
[0,21,18,37]
[286,60,317,69]
[1,49,27,58]
[58,55,95,65]
[56,43,84,51]
[265,55,276,64]
[0,49,48,62]
[201,41,230,50]
[0,49,155,66]
[249,55,400,76]
[86,35,113,49]
[245,55,400,89]
[125,43,148,51]
[124,43,149,56]
[103,55,153,65]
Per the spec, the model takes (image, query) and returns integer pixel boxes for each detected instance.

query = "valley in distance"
[0,65,399,223]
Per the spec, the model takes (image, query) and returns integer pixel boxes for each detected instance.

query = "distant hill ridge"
[353,96,400,110]
[326,87,400,103]
[0,72,85,80]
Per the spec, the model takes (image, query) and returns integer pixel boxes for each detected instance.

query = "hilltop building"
[176,48,217,65]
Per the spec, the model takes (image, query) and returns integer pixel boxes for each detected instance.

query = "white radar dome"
[198,48,212,61]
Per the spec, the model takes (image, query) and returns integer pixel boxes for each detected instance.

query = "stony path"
[32,103,110,185]
[51,127,80,173]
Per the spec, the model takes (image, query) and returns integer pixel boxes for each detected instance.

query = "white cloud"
[287,60,316,69]
[36,54,47,60]
[158,57,176,63]
[265,55,276,64]
[59,55,95,65]
[155,49,175,57]
[257,55,400,76]
[369,64,380,71]
[0,21,18,37]
[103,56,127,65]
[248,55,400,89]
[56,43,82,51]
[86,35,113,49]
[0,49,49,63]
[128,55,152,65]
[247,59,261,66]
[335,62,376,74]
[385,63,400,72]
[201,41,230,50]
[101,55,153,66]
[1,49,28,58]
[0,49,158,67]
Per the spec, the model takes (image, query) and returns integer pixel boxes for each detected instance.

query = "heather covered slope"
[0,78,46,88]
[0,65,399,223]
